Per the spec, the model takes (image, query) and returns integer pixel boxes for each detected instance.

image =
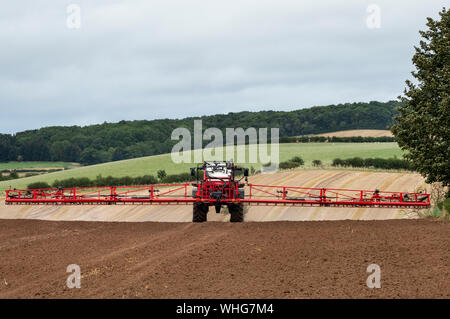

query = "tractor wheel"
[229,203,244,222]
[193,202,208,222]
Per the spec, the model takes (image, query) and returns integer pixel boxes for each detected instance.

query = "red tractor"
[191,161,248,222]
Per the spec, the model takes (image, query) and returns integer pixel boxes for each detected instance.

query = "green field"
[0,143,403,193]
[0,162,78,170]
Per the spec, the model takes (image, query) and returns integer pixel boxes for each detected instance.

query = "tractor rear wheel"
[229,203,244,222]
[193,202,208,222]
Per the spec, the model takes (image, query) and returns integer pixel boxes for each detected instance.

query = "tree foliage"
[331,157,411,170]
[0,101,400,165]
[157,169,167,181]
[312,160,322,167]
[279,157,305,170]
[27,172,196,189]
[391,8,450,189]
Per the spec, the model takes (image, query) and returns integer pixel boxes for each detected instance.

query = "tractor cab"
[205,162,233,181]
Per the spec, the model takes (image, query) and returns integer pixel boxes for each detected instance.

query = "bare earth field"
[316,129,393,137]
[0,219,448,299]
[0,170,428,222]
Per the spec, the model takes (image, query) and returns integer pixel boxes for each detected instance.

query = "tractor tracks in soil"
[0,219,448,298]
[83,224,236,297]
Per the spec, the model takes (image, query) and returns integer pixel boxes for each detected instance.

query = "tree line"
[331,157,411,170]
[279,136,396,143]
[1,101,400,165]
[27,172,197,190]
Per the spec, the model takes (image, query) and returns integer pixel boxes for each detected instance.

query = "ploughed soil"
[0,219,448,299]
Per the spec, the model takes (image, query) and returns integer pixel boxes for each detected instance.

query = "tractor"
[190,161,248,222]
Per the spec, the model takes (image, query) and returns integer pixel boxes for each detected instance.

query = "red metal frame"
[193,170,243,201]
[5,183,430,208]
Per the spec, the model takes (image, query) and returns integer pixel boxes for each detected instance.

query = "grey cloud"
[0,0,447,133]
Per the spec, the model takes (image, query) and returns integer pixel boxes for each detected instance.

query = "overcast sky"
[0,1,447,134]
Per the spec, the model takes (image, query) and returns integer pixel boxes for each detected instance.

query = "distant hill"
[0,101,400,165]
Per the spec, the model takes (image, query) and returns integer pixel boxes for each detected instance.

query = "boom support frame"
[5,184,430,208]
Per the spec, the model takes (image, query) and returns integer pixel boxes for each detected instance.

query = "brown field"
[0,219,448,298]
[0,170,428,222]
[315,129,393,137]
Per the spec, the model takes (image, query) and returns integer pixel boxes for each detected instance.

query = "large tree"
[391,8,449,192]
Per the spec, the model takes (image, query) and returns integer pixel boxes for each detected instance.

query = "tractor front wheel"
[228,203,244,222]
[193,202,208,222]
